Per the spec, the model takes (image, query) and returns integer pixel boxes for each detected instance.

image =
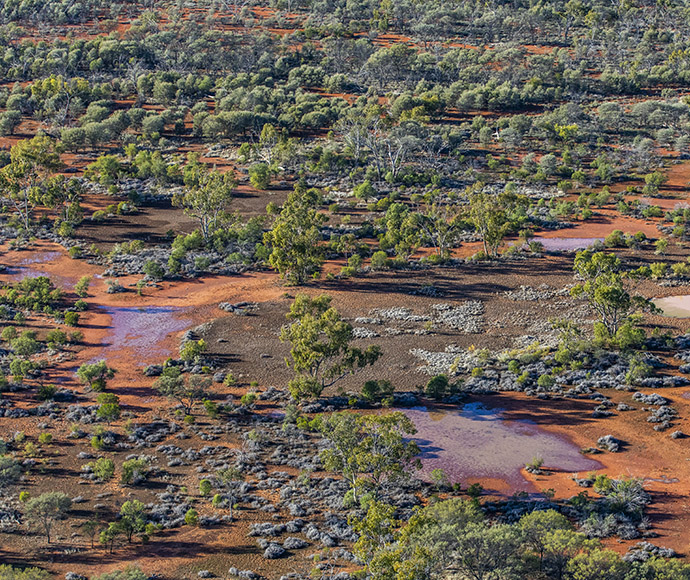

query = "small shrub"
[184,508,199,526]
[90,457,115,481]
[64,311,80,326]
[425,374,449,400]
[121,458,149,485]
[37,433,52,446]
[199,479,212,496]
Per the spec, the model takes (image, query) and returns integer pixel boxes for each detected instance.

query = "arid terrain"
[3,1,690,579]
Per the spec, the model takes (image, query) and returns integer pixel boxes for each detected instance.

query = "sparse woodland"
[2,0,690,579]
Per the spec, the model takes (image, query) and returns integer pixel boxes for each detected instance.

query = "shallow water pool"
[402,403,601,493]
[98,305,192,360]
[652,295,690,318]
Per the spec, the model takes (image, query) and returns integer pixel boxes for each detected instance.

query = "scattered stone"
[597,435,623,452]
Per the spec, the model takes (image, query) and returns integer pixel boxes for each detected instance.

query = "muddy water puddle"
[653,295,690,318]
[5,251,74,288]
[98,306,192,361]
[402,403,601,494]
[533,237,604,252]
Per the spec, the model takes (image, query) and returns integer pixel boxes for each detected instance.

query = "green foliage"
[37,433,52,445]
[96,392,121,424]
[0,136,64,231]
[118,500,147,542]
[10,331,39,358]
[153,368,211,414]
[92,566,148,580]
[353,180,376,200]
[63,310,80,326]
[425,374,449,400]
[89,457,115,481]
[174,165,236,241]
[240,391,257,406]
[361,379,394,403]
[184,508,199,526]
[77,360,115,392]
[143,260,165,281]
[45,329,67,348]
[91,435,104,451]
[571,251,655,337]
[0,327,17,342]
[203,398,219,418]
[179,338,206,362]
[121,458,149,485]
[370,250,390,270]
[0,276,63,312]
[0,455,21,487]
[316,411,420,500]
[24,492,71,543]
[199,479,212,496]
[465,184,524,258]
[0,565,51,580]
[264,184,326,285]
[625,354,653,386]
[249,163,272,190]
[280,294,381,399]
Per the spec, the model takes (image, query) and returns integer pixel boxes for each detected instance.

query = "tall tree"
[175,162,235,241]
[465,185,523,258]
[280,294,381,399]
[317,411,420,501]
[571,250,656,336]
[416,190,463,260]
[264,184,326,285]
[153,368,211,415]
[0,136,63,232]
[24,492,71,543]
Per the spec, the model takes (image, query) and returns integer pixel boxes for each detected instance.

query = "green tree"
[217,466,244,519]
[264,185,326,285]
[362,498,485,579]
[350,500,399,567]
[626,557,690,580]
[77,360,115,392]
[465,185,523,258]
[416,190,462,260]
[249,162,272,189]
[81,520,101,548]
[280,294,381,399]
[541,529,592,580]
[75,276,91,298]
[425,374,449,400]
[174,166,235,241]
[99,522,125,553]
[378,202,420,260]
[444,521,521,580]
[185,508,199,525]
[10,332,40,358]
[317,411,420,501]
[93,566,148,580]
[96,393,121,424]
[24,492,71,543]
[0,455,21,487]
[0,136,64,232]
[566,548,627,580]
[571,250,656,336]
[121,458,149,485]
[199,479,212,496]
[118,500,147,543]
[398,498,485,573]
[0,564,50,580]
[153,368,211,414]
[519,509,573,571]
